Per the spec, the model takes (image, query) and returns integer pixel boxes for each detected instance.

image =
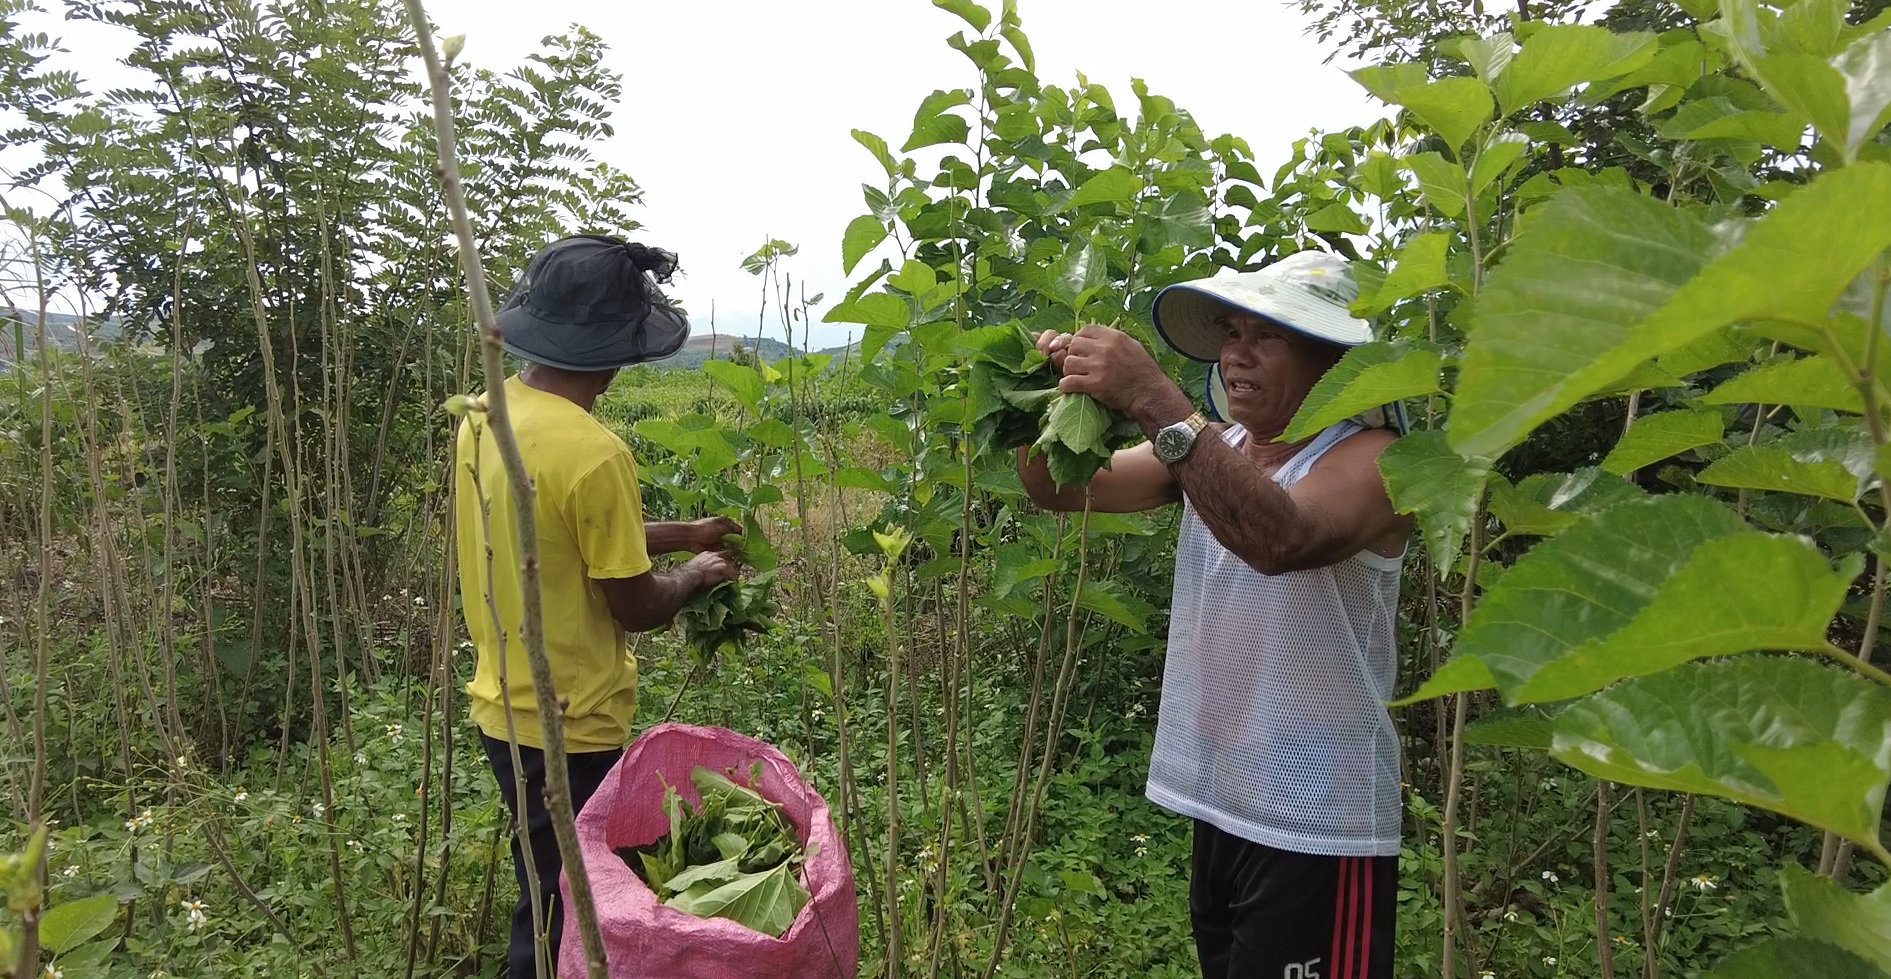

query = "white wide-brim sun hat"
[1152,250,1374,362]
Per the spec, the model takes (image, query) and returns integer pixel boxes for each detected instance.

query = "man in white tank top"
[1016,251,1413,979]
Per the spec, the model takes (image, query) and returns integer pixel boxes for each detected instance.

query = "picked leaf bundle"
[616,765,810,938]
[677,533,780,663]
[962,322,1142,487]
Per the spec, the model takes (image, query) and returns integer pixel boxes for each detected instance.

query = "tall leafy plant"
[1277,1,1891,973]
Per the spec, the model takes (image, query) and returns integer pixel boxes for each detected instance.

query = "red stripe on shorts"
[1359,857,1374,977]
[1330,857,1348,976]
[1344,856,1363,978]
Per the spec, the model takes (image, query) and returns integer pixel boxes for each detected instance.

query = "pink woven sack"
[557,722,859,979]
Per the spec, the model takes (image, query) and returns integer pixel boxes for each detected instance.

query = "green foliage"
[1601,408,1725,474]
[1448,186,1724,458]
[1782,863,1891,971]
[1553,657,1891,861]
[678,570,781,664]
[10,1,1891,977]
[1282,340,1442,442]
[1411,495,1854,704]
[1327,8,1891,973]
[1031,393,1141,488]
[1707,936,1890,978]
[1492,25,1659,116]
[1378,430,1490,570]
[37,892,117,954]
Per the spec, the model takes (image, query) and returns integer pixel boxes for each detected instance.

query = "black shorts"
[1189,820,1397,979]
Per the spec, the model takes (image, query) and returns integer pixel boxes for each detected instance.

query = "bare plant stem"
[998,516,1066,876]
[1635,790,1653,964]
[1827,260,1891,879]
[878,563,905,978]
[1441,494,1488,979]
[465,440,547,978]
[400,8,608,976]
[226,179,359,965]
[929,435,980,979]
[1646,794,1695,978]
[204,816,300,948]
[825,462,876,946]
[984,498,1094,979]
[9,227,55,979]
[1825,555,1886,882]
[403,560,449,979]
[1595,781,1616,979]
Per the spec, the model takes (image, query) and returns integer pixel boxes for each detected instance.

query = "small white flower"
[1538,778,1556,791]
[1644,829,1661,839]
[1541,870,1559,883]
[1503,910,1519,922]
[392,812,407,823]
[354,750,368,766]
[1690,873,1719,891]
[182,898,207,931]
[1543,956,1557,966]
[1480,972,1496,979]
[61,865,77,878]
[412,595,427,608]
[43,966,62,979]
[233,789,248,804]
[346,839,363,852]
[312,802,326,817]
[386,722,403,741]
[124,809,153,833]
[174,754,188,770]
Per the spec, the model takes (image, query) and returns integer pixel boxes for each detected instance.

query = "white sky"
[20,1,1384,350]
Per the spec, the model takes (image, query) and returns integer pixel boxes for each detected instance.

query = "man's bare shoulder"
[1311,426,1399,476]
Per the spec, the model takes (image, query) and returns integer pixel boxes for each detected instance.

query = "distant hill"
[647,332,797,369]
[644,332,886,369]
[1,311,867,371]
[0,309,126,366]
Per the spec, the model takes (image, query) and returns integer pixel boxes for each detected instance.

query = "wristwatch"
[1152,411,1209,465]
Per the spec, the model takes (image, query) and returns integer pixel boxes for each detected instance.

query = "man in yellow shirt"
[455,235,737,978]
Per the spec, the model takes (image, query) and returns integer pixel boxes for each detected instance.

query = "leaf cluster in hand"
[961,323,1142,487]
[677,533,779,664]
[615,765,810,938]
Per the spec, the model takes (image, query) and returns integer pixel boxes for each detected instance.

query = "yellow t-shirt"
[455,376,652,752]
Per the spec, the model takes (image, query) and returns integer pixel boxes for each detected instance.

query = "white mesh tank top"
[1146,420,1404,857]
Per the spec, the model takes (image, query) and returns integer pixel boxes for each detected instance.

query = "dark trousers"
[481,734,622,979]
[1190,820,1397,979]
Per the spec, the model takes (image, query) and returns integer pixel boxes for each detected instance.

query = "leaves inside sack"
[615,764,811,938]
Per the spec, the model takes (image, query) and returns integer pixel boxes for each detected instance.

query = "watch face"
[1155,426,1189,462]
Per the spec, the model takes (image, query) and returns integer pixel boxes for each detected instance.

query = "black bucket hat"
[495,234,690,371]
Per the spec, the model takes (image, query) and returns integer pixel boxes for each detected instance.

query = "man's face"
[1213,308,1343,432]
